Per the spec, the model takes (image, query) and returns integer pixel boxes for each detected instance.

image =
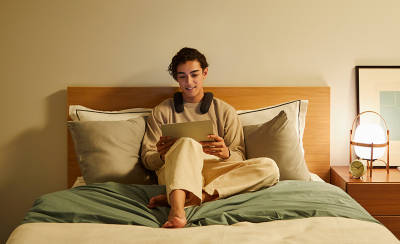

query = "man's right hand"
[156,136,178,162]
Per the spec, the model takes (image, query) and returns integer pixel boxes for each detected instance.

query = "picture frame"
[356,66,400,166]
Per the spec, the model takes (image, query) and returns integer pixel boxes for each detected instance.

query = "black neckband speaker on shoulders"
[173,92,214,114]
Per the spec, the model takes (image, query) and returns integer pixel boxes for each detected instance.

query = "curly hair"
[168,47,209,80]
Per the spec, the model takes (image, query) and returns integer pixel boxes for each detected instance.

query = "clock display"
[349,160,367,178]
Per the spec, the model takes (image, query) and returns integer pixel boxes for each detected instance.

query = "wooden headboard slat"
[67,87,330,188]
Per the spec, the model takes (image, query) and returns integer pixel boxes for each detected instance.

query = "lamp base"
[365,159,389,177]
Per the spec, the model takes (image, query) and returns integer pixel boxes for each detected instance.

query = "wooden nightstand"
[330,166,400,240]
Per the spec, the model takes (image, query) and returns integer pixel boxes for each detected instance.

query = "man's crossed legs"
[148,138,279,228]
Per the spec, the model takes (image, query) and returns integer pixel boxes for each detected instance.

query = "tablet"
[161,120,214,142]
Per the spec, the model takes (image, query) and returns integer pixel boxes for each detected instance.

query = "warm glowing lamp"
[354,124,386,159]
[350,111,389,177]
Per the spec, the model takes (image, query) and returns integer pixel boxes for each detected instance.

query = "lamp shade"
[354,123,386,159]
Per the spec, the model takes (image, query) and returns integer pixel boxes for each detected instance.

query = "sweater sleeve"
[221,106,246,162]
[140,109,165,171]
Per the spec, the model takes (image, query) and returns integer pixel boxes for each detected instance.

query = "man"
[141,47,279,228]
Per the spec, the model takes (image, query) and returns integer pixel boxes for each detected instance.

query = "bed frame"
[67,87,330,188]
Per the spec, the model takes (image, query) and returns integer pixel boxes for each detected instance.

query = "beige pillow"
[67,117,157,185]
[243,111,311,181]
[237,100,308,155]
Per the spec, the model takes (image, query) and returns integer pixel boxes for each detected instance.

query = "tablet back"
[161,120,214,142]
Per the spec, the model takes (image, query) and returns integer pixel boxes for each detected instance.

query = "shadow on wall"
[0,89,67,243]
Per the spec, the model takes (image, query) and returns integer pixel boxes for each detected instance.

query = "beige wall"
[1,0,400,242]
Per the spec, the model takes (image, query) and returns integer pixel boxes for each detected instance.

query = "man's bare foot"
[147,195,169,209]
[162,208,187,228]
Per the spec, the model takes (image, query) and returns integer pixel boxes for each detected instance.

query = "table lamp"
[350,111,389,177]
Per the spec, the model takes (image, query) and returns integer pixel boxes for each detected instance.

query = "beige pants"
[156,138,280,206]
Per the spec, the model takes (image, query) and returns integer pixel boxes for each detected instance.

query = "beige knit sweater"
[141,97,245,171]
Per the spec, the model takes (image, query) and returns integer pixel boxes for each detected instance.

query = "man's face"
[176,60,208,103]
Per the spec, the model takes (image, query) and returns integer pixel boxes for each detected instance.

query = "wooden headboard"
[67,87,330,188]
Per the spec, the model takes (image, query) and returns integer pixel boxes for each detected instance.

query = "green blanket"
[22,181,379,227]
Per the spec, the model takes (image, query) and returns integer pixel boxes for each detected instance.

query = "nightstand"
[330,166,400,240]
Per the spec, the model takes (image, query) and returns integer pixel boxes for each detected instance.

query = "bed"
[7,87,399,243]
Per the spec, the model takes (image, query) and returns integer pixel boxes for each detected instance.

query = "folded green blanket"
[22,181,379,228]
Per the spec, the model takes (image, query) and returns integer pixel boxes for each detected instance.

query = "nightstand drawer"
[347,183,400,215]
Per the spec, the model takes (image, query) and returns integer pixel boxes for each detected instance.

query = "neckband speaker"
[173,92,213,114]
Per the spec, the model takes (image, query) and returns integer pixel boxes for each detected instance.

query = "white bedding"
[7,217,398,244]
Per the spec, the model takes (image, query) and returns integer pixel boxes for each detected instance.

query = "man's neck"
[182,93,204,103]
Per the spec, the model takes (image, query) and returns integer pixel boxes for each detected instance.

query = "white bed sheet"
[7,217,398,244]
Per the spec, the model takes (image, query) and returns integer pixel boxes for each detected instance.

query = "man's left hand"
[200,134,229,159]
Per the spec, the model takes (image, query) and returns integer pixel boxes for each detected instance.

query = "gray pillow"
[67,116,157,185]
[243,111,311,181]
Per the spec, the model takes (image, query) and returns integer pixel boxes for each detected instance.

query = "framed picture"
[356,66,400,166]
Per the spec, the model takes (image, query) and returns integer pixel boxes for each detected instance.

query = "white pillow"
[69,105,152,121]
[237,100,308,154]
[310,173,324,182]
[72,176,86,187]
